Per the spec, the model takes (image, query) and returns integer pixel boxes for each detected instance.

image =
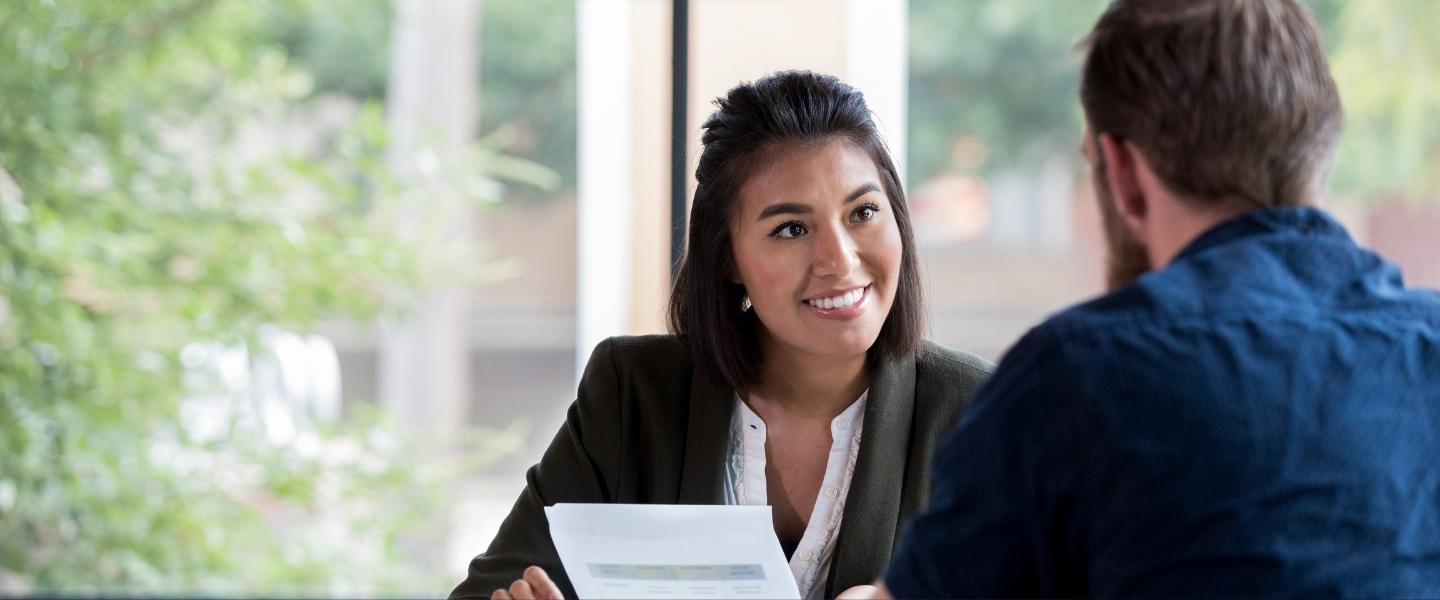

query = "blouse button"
[799,550,814,561]
[837,419,851,429]
[824,487,839,499]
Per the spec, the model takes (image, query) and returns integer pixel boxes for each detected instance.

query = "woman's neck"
[749,335,870,419]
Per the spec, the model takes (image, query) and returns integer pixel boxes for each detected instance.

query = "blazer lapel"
[677,366,734,504]
[827,355,917,596]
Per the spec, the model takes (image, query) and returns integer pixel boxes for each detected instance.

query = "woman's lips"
[803,284,870,321]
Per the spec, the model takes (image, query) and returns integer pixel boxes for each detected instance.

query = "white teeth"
[809,287,864,310]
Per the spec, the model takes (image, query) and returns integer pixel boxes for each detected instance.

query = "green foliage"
[0,0,533,594]
[1326,0,1440,200]
[479,0,578,200]
[907,0,1108,186]
[908,0,1440,203]
[262,0,393,101]
[259,0,578,201]
[257,0,579,202]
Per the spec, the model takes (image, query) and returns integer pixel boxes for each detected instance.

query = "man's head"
[1079,0,1343,288]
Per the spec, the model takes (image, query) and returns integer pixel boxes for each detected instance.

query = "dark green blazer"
[450,334,993,599]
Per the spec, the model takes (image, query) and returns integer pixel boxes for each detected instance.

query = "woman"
[451,71,992,600]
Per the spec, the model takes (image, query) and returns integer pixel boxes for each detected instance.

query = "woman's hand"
[490,565,563,600]
[838,583,893,599]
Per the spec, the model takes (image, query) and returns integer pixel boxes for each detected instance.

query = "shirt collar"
[732,389,869,433]
[1174,206,1352,263]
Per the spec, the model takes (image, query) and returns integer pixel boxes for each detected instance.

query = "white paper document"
[545,503,801,600]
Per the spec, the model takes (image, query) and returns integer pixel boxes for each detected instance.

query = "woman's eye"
[770,222,807,239]
[852,204,880,222]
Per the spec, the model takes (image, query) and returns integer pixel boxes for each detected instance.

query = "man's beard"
[1093,175,1152,290]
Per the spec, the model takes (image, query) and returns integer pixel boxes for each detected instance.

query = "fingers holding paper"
[836,582,893,600]
[836,584,878,599]
[491,566,563,600]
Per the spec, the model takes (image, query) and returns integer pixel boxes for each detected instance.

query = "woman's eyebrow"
[844,182,881,204]
[758,202,809,220]
[756,182,880,220]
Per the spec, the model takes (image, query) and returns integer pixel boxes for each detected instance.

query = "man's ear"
[1097,133,1148,236]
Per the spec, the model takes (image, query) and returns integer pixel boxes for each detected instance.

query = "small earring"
[741,295,752,312]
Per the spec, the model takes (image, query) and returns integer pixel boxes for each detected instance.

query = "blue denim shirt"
[885,207,1440,598]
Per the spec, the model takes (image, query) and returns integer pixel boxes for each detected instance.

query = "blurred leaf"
[908,0,1440,204]
[0,0,522,595]
[1326,0,1440,201]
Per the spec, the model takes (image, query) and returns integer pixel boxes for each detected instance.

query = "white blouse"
[724,391,868,600]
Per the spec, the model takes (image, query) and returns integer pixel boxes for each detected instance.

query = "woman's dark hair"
[667,70,925,392]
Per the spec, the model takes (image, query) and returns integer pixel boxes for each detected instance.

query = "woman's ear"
[1097,133,1149,238]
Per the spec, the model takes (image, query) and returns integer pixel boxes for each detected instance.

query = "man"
[876,0,1440,597]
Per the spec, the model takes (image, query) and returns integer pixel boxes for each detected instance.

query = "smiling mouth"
[803,285,869,310]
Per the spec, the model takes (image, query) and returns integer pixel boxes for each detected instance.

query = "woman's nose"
[812,225,860,278]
